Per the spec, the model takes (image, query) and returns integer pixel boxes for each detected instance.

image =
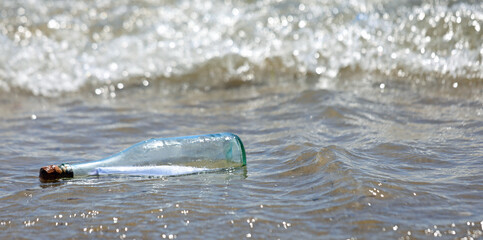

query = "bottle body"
[70,133,246,177]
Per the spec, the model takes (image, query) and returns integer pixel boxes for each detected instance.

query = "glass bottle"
[39,133,246,182]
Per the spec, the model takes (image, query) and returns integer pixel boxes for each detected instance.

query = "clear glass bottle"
[39,133,246,181]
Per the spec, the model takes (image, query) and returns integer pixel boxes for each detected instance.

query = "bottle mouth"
[39,164,73,182]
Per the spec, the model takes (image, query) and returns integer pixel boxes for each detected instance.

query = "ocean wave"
[0,0,481,96]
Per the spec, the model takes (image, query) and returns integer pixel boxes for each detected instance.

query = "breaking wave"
[0,0,481,96]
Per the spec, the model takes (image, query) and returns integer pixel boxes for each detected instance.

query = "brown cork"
[39,164,73,182]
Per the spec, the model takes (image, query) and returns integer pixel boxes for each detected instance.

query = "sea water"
[0,0,482,239]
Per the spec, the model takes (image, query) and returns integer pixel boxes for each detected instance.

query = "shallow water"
[1,0,482,239]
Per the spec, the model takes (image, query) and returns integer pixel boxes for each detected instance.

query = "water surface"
[1,0,482,239]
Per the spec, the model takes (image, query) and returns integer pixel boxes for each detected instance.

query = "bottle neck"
[70,154,124,176]
[59,163,74,178]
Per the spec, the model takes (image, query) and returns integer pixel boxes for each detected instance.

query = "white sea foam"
[0,0,481,96]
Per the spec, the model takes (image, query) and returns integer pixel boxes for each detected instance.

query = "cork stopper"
[39,164,73,182]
